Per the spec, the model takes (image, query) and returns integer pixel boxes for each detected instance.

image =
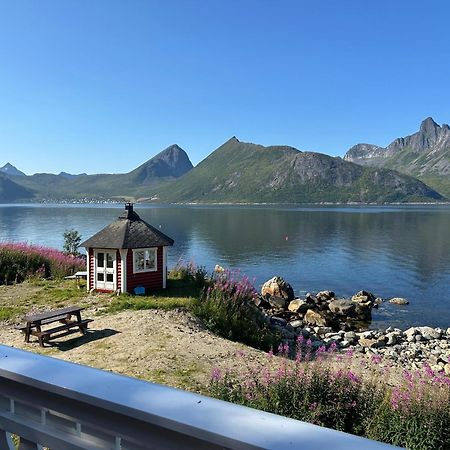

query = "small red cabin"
[80,203,174,294]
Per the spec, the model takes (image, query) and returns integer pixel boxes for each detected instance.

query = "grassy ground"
[106,278,200,313]
[0,276,200,323]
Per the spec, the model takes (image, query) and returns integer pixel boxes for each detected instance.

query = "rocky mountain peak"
[419,117,439,134]
[343,117,450,197]
[127,144,193,183]
[0,163,26,177]
[153,144,193,174]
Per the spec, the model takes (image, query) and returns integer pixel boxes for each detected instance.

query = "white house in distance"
[80,203,174,294]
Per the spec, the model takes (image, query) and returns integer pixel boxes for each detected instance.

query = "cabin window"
[133,248,157,273]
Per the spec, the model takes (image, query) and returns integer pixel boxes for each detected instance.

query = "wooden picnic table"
[20,306,93,347]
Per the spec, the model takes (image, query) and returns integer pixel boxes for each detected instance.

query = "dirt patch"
[0,306,269,392]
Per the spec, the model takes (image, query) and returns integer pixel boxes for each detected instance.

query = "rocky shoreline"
[255,276,450,375]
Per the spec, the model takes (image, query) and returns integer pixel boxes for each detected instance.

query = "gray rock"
[344,331,357,340]
[417,326,442,340]
[445,364,450,376]
[268,296,288,310]
[329,299,356,316]
[304,309,330,327]
[270,316,287,327]
[288,299,311,314]
[385,332,399,346]
[351,290,376,306]
[289,320,303,329]
[314,326,332,335]
[389,297,409,305]
[359,338,378,348]
[261,276,295,301]
[404,327,417,338]
[316,290,335,301]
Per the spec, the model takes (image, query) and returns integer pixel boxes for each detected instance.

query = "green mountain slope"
[344,118,450,197]
[0,173,34,202]
[156,138,444,203]
[10,145,193,201]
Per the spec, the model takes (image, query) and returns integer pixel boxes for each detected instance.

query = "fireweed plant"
[192,268,280,351]
[209,340,450,450]
[0,242,85,284]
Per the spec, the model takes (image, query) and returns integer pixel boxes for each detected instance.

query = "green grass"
[106,278,200,313]
[27,279,91,307]
[0,306,24,321]
[0,279,110,323]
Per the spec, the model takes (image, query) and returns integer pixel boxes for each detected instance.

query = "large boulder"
[288,299,311,314]
[268,296,288,310]
[304,309,330,327]
[417,326,441,340]
[351,290,376,321]
[261,276,295,301]
[329,299,356,316]
[316,290,335,301]
[351,290,376,307]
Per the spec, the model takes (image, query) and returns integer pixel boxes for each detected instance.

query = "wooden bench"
[20,306,94,347]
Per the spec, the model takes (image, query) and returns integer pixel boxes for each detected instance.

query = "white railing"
[0,345,401,449]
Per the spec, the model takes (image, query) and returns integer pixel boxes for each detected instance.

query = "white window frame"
[132,248,158,274]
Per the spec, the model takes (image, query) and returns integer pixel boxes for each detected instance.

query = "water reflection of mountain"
[1,206,449,286]
[141,207,450,284]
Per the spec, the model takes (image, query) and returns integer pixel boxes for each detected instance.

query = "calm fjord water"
[1,204,449,329]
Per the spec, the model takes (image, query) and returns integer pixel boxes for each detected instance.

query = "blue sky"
[0,0,449,174]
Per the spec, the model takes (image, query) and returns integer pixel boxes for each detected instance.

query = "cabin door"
[94,250,116,291]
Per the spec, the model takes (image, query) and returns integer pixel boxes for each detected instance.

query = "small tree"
[63,229,82,256]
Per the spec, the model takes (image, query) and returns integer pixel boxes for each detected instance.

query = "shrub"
[0,242,85,285]
[169,261,208,287]
[192,269,280,351]
[366,364,450,450]
[209,343,450,450]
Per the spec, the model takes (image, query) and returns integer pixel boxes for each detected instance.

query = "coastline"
[3,199,450,206]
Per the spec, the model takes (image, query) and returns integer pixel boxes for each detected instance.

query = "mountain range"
[0,145,193,202]
[155,137,442,204]
[0,120,448,204]
[344,117,450,197]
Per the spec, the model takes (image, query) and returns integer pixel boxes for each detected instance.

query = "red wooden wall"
[88,247,163,293]
[126,247,163,292]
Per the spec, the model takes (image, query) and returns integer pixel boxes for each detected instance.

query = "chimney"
[124,202,134,218]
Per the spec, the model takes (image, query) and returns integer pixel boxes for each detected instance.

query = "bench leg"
[25,324,31,343]
[35,324,44,347]
[75,311,87,335]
